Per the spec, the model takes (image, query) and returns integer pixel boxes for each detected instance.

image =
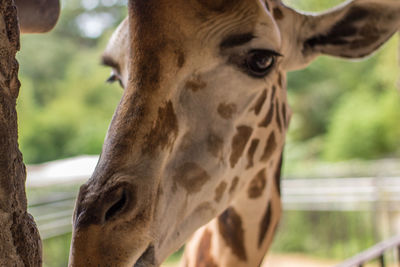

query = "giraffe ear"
[280,0,400,70]
[15,0,60,33]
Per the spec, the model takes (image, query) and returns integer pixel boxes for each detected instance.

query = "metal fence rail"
[28,193,76,239]
[282,177,400,211]
[335,235,400,267]
[27,176,400,240]
[25,156,400,266]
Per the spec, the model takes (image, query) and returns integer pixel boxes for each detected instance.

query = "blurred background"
[17,0,400,266]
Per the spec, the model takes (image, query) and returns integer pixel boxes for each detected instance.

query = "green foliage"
[286,34,399,162]
[18,34,122,164]
[282,0,400,162]
[17,0,399,164]
[323,89,400,160]
[284,0,345,11]
[322,38,400,161]
[272,211,377,259]
[18,34,76,105]
[15,0,126,164]
[43,234,72,267]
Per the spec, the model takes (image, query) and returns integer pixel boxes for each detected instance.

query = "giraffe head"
[69,0,400,266]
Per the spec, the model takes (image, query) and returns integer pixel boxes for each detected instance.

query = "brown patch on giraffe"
[218,102,237,120]
[195,229,218,267]
[230,126,253,168]
[273,7,284,20]
[282,103,287,128]
[274,153,283,195]
[252,89,267,115]
[259,86,276,127]
[264,0,270,11]
[185,77,207,92]
[258,202,272,248]
[275,100,282,132]
[260,132,277,162]
[248,169,267,199]
[193,202,215,216]
[229,177,239,194]
[259,102,274,127]
[180,132,193,150]
[271,85,277,100]
[175,49,186,68]
[173,162,210,193]
[143,101,178,155]
[207,133,223,159]
[218,207,247,261]
[277,73,283,88]
[246,139,260,169]
[199,0,240,13]
[214,181,227,202]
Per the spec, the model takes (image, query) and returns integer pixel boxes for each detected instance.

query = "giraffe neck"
[181,72,289,267]
[181,152,283,267]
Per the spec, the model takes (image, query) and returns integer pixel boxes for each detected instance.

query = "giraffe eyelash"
[106,71,124,89]
[106,74,119,83]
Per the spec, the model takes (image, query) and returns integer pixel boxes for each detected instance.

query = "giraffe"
[68,0,400,266]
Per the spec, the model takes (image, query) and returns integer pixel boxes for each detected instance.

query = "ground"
[262,253,339,267]
[161,253,340,267]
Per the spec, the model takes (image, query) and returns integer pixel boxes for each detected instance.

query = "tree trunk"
[0,0,42,266]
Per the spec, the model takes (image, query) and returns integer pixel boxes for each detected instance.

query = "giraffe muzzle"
[73,181,137,228]
[69,177,159,267]
[133,245,157,267]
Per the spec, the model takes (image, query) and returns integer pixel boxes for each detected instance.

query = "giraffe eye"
[106,72,124,89]
[246,50,280,78]
[106,74,118,83]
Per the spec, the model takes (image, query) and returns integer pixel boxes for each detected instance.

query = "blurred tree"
[18,43,122,163]
[0,2,41,265]
[17,0,124,164]
[284,1,400,161]
[284,0,345,11]
[323,37,400,160]
[16,0,400,165]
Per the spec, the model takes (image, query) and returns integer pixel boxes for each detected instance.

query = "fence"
[28,192,76,240]
[282,177,400,211]
[336,234,400,267]
[26,156,400,267]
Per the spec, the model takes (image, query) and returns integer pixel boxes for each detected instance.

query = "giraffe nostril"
[104,187,128,222]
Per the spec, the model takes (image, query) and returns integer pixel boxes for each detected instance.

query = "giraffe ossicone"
[68,0,400,266]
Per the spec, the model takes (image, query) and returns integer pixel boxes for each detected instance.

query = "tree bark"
[0,0,42,266]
